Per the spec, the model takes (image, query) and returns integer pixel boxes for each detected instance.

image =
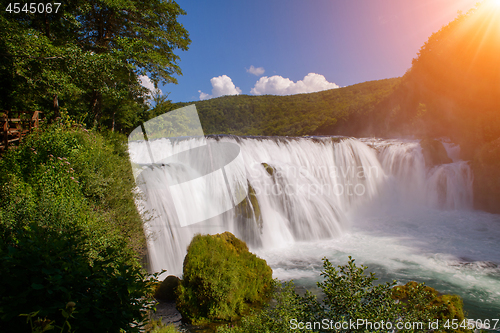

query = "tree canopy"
[0,0,190,131]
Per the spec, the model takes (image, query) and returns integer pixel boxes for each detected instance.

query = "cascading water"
[129,136,500,319]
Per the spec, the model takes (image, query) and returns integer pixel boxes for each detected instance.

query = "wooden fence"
[1,111,43,153]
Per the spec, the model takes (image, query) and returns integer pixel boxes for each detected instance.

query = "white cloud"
[198,91,211,100]
[250,73,339,96]
[139,75,162,98]
[199,75,242,100]
[246,65,265,76]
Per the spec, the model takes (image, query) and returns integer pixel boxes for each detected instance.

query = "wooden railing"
[1,111,43,153]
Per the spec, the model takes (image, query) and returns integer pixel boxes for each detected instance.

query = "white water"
[129,136,500,319]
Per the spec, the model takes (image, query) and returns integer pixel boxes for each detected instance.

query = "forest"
[170,78,400,137]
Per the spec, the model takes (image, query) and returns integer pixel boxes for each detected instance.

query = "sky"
[144,0,479,103]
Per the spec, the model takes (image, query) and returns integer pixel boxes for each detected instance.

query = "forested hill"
[170,78,400,136]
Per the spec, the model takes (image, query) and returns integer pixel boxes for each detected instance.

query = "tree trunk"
[53,94,60,119]
[91,90,102,127]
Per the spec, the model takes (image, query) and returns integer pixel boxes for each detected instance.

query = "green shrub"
[1,122,145,253]
[218,257,469,333]
[0,123,151,332]
[176,232,273,324]
[217,280,320,333]
[147,318,181,333]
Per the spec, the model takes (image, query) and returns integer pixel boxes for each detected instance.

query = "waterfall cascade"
[128,136,473,277]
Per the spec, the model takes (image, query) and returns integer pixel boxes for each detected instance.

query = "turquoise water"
[257,207,500,321]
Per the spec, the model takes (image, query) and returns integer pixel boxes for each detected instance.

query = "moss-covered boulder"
[472,138,500,213]
[154,275,181,301]
[176,232,273,324]
[392,282,466,322]
[420,138,453,167]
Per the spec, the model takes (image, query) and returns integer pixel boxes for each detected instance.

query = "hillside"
[168,78,400,136]
[370,2,500,156]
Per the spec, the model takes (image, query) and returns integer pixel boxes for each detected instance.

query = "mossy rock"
[235,182,261,222]
[431,294,465,321]
[331,136,346,143]
[154,275,180,301]
[392,282,465,322]
[234,182,263,247]
[176,232,273,324]
[261,163,275,176]
[392,281,437,300]
[420,138,453,167]
[472,138,500,213]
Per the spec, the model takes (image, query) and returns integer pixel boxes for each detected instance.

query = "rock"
[420,138,452,167]
[176,232,273,324]
[331,136,346,143]
[261,162,275,176]
[234,182,263,247]
[150,300,183,327]
[472,138,500,213]
[235,182,262,223]
[392,282,465,322]
[154,275,181,301]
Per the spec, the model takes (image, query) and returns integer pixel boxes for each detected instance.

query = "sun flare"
[486,0,500,8]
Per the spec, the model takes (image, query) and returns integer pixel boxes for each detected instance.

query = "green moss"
[392,282,466,322]
[392,281,437,300]
[261,163,275,176]
[176,232,273,324]
[331,136,346,143]
[147,318,182,333]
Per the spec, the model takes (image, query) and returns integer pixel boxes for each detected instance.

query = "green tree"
[0,0,190,130]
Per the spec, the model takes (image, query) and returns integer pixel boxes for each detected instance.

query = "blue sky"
[148,0,478,103]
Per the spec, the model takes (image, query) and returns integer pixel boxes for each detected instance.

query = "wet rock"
[261,162,275,176]
[472,138,500,213]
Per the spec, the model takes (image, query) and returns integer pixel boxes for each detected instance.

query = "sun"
[486,0,500,8]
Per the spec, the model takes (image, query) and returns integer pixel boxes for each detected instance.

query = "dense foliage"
[218,257,468,333]
[0,0,190,131]
[167,78,399,136]
[176,232,273,324]
[0,121,152,332]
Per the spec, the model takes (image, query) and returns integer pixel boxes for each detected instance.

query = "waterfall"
[128,136,473,276]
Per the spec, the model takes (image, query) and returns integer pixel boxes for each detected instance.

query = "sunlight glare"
[486,0,500,8]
